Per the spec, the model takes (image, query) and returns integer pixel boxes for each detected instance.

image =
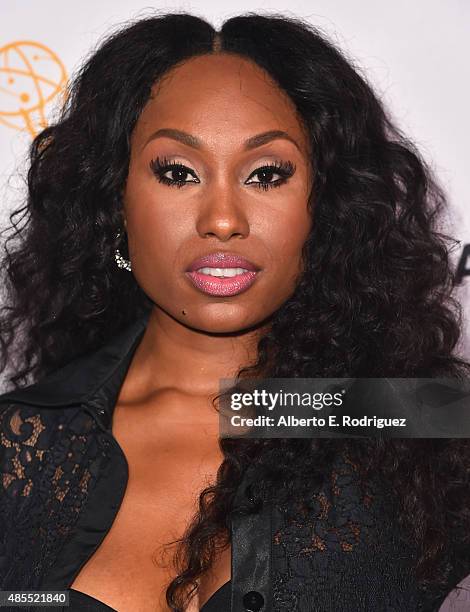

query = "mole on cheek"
[182,309,187,315]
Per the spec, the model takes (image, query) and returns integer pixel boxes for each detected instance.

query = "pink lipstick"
[185,252,261,297]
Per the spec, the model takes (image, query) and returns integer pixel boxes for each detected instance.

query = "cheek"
[124,193,189,294]
[261,198,312,269]
[128,211,173,265]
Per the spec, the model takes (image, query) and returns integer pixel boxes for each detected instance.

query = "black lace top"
[0,311,467,612]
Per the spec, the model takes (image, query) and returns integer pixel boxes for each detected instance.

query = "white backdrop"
[1,0,469,357]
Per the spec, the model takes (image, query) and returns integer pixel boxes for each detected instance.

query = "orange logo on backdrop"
[0,41,67,137]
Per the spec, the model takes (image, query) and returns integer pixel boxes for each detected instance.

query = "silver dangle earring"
[114,231,132,272]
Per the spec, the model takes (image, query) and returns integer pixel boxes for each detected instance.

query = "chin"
[183,307,261,334]
[194,318,257,335]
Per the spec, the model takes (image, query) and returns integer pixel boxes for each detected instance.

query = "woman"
[0,11,469,612]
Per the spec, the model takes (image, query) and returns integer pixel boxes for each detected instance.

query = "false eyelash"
[247,160,296,191]
[149,156,296,190]
[149,156,198,189]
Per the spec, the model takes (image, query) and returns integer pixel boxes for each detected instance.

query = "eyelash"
[149,156,296,191]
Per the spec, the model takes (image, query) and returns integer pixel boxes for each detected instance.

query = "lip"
[185,251,262,297]
[186,252,260,272]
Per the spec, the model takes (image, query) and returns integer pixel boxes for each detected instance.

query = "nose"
[195,181,250,241]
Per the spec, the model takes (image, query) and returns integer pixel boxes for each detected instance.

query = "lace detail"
[0,403,105,590]
[271,451,423,611]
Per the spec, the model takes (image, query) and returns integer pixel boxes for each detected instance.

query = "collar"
[0,310,151,426]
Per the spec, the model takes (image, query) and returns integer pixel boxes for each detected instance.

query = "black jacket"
[0,311,464,611]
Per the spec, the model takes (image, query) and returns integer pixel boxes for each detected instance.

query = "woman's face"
[123,53,313,333]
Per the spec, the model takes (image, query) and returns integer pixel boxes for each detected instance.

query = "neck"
[119,305,270,404]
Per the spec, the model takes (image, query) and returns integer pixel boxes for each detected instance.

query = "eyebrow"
[143,128,301,152]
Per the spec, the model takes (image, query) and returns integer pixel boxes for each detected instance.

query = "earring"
[114,231,132,272]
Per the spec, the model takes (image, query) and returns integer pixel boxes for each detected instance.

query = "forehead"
[131,53,309,155]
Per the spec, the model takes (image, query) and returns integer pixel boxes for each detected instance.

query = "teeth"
[197,267,249,278]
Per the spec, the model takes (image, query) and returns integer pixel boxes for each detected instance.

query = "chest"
[69,400,231,611]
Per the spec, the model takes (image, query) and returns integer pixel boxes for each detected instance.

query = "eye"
[149,156,200,188]
[245,160,296,191]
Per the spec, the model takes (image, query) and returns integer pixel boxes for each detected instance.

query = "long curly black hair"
[1,10,469,611]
